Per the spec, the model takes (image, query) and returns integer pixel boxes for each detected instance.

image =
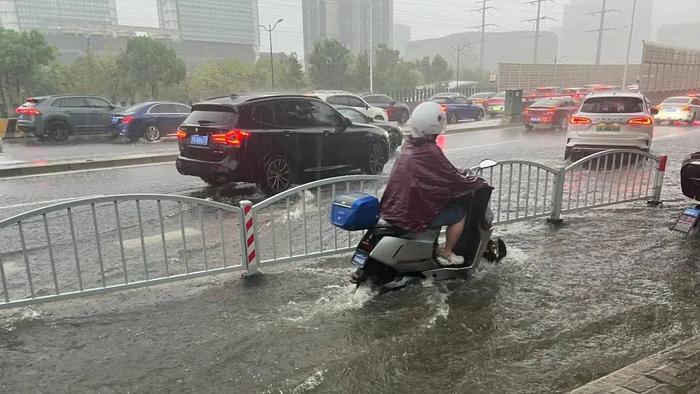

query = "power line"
[471,0,497,72]
[524,0,554,64]
[586,0,620,65]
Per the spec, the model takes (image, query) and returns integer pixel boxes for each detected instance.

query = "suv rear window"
[185,105,237,126]
[580,97,644,113]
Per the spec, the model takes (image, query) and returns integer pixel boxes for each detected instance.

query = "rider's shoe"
[437,247,464,266]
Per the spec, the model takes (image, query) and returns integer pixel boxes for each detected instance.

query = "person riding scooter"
[380,102,492,266]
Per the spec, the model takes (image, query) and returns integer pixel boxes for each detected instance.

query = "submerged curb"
[0,153,178,178]
[569,336,700,393]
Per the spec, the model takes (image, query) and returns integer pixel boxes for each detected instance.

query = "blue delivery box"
[331,193,380,231]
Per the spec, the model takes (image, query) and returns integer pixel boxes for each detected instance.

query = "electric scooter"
[672,152,700,235]
[334,160,506,293]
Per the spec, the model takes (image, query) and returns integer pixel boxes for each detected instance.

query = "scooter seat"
[373,219,408,235]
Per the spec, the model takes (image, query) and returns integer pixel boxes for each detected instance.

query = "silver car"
[565,92,657,161]
[654,96,700,124]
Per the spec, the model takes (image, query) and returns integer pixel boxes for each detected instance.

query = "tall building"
[302,0,393,58]
[559,0,654,64]
[0,0,260,64]
[393,24,410,55]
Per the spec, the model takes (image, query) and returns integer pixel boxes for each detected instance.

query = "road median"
[0,153,178,178]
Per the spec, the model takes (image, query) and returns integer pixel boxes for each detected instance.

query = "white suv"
[565,92,658,161]
[307,90,388,121]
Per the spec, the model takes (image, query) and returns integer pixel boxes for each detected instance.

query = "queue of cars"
[15,95,191,142]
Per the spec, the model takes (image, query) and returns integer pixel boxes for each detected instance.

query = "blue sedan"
[429,93,485,124]
[109,101,191,142]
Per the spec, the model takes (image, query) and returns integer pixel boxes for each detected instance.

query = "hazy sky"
[257,0,699,56]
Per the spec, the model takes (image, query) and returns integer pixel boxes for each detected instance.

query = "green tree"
[0,29,54,116]
[187,59,268,100]
[117,37,186,99]
[430,55,453,84]
[278,52,306,90]
[307,39,352,89]
[372,45,420,92]
[350,51,370,92]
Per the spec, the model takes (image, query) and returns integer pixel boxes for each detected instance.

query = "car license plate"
[597,123,621,132]
[493,106,503,111]
[672,208,700,234]
[17,114,27,120]
[667,108,677,112]
[110,116,121,125]
[190,134,209,146]
[351,250,369,268]
[531,117,541,122]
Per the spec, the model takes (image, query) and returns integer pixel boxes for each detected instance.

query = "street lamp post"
[259,19,284,90]
[622,0,638,88]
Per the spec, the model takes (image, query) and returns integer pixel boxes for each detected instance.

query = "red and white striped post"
[239,200,259,276]
[648,155,668,206]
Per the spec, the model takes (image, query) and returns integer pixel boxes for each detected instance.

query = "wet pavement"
[0,138,178,168]
[0,124,699,392]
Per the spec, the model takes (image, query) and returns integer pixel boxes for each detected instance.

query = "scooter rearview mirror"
[478,159,498,169]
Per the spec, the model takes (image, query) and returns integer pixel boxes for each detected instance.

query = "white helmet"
[406,101,446,138]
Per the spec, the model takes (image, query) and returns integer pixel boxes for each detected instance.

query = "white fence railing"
[0,195,245,308]
[0,150,667,308]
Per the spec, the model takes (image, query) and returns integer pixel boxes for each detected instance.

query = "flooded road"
[0,124,699,392]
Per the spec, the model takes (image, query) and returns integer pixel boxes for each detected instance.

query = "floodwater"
[0,197,697,393]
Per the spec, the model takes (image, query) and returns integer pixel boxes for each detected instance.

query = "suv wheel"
[144,125,161,142]
[363,141,386,175]
[474,110,484,121]
[47,120,70,141]
[259,155,293,195]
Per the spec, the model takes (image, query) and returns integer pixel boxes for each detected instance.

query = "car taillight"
[570,116,592,125]
[122,115,134,124]
[628,116,653,126]
[15,106,41,116]
[681,106,691,112]
[176,129,187,140]
[211,129,249,146]
[440,105,448,113]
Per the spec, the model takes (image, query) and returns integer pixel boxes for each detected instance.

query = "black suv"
[175,94,390,194]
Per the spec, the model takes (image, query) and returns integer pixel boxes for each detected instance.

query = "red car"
[560,87,592,103]
[524,86,562,101]
[485,91,506,118]
[522,96,579,130]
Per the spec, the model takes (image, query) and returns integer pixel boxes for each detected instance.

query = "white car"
[654,96,700,124]
[307,90,388,121]
[565,92,657,161]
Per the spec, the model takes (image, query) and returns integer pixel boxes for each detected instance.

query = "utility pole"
[587,0,619,65]
[450,44,469,88]
[525,0,554,64]
[548,55,567,64]
[369,0,374,93]
[259,19,284,90]
[622,0,638,88]
[472,0,496,73]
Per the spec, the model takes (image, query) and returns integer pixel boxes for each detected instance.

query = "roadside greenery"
[0,31,483,115]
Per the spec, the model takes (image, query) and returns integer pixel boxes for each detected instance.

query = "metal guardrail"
[249,175,388,268]
[480,160,558,224]
[0,194,245,308]
[0,150,667,308]
[551,150,666,221]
